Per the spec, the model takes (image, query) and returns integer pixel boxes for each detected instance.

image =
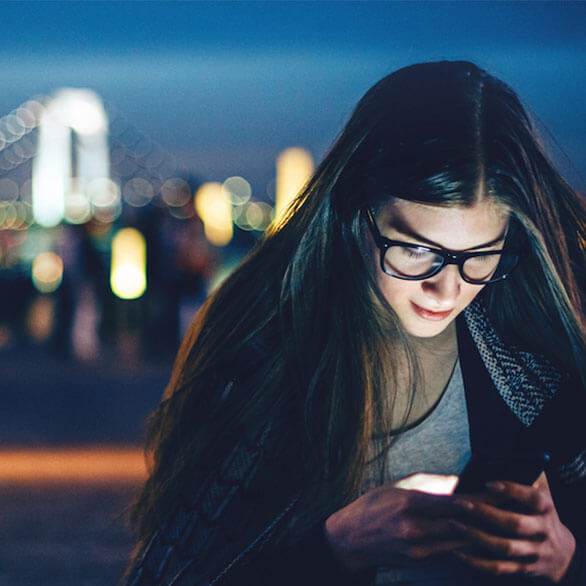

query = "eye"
[465,251,503,264]
[402,247,430,259]
[402,248,429,260]
[469,254,494,263]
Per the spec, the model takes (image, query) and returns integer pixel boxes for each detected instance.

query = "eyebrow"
[386,217,508,251]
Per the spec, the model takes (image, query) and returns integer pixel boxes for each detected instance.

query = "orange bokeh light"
[0,447,146,486]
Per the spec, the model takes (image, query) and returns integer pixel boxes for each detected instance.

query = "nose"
[421,264,461,308]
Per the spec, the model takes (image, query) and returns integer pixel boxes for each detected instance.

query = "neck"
[388,319,460,431]
[409,320,458,358]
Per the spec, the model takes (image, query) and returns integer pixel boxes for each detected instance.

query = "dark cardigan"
[126,299,586,585]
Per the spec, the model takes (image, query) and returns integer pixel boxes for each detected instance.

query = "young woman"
[125,61,586,585]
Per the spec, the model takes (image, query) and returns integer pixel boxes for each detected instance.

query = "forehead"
[376,198,509,251]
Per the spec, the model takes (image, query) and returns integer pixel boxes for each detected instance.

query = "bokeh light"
[161,177,191,207]
[32,251,64,293]
[15,105,37,130]
[223,176,251,206]
[110,227,147,300]
[0,202,17,230]
[20,178,32,199]
[275,147,314,221]
[5,113,25,139]
[167,199,195,219]
[0,178,19,200]
[4,145,24,165]
[194,182,233,246]
[12,134,37,160]
[233,201,273,232]
[64,192,92,225]
[89,177,122,224]
[123,177,154,207]
[26,295,55,342]
[0,201,30,231]
[93,199,122,224]
[88,177,121,210]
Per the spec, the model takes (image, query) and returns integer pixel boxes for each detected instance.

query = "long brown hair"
[129,60,586,551]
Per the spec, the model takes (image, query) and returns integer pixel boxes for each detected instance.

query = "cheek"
[459,283,485,308]
[376,272,415,307]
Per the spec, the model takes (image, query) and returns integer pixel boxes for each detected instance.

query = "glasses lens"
[462,252,518,283]
[385,245,443,278]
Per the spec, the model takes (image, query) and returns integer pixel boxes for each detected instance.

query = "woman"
[125,61,586,585]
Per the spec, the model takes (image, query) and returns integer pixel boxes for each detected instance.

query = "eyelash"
[403,248,429,259]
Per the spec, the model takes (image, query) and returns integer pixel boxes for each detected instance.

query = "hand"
[452,477,577,583]
[324,481,465,570]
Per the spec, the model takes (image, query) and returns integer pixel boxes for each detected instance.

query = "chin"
[404,319,454,339]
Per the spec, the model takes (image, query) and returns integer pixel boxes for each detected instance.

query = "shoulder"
[459,298,568,427]
[459,299,585,494]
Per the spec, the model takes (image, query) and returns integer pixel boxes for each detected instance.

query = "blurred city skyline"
[1,1,585,195]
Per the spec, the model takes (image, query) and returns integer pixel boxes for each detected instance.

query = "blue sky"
[1,1,585,195]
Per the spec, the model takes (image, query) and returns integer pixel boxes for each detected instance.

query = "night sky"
[1,1,585,196]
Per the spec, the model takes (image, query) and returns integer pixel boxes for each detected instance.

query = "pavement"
[0,344,172,585]
[0,345,171,446]
[0,484,136,586]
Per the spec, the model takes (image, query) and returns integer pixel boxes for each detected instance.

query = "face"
[369,198,509,338]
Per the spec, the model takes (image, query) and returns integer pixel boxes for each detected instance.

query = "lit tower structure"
[32,89,114,227]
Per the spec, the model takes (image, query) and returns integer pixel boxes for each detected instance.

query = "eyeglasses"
[364,208,522,284]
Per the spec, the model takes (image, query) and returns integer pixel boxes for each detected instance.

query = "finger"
[455,550,535,577]
[532,471,549,491]
[485,481,552,514]
[407,539,468,560]
[394,517,460,544]
[450,521,539,560]
[454,499,546,539]
[408,491,467,518]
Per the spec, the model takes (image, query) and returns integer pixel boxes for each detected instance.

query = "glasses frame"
[364,208,521,285]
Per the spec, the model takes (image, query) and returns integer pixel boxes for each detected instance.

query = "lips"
[410,301,454,321]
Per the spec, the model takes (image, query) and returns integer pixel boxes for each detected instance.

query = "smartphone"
[455,452,550,494]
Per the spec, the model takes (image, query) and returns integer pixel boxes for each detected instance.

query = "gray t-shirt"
[362,360,477,585]
[385,358,470,484]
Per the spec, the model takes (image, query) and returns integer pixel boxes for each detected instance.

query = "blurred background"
[0,2,585,584]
